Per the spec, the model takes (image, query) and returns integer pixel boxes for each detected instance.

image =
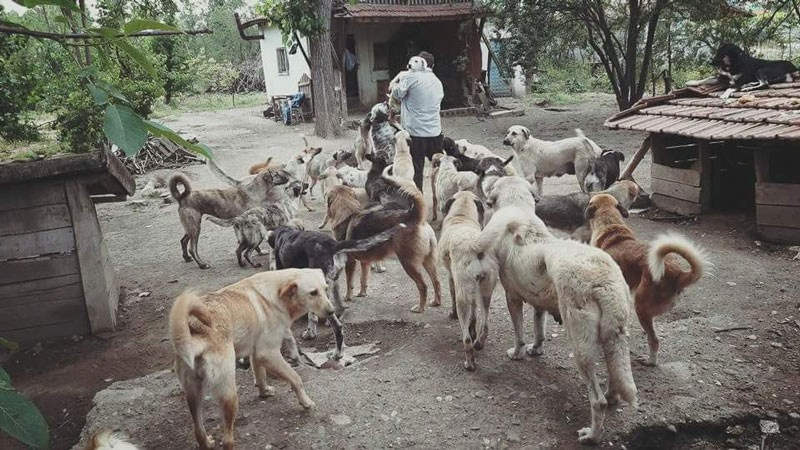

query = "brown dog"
[169,170,291,269]
[586,193,708,365]
[170,269,341,450]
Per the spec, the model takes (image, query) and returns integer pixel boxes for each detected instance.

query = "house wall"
[350,23,402,106]
[259,26,311,97]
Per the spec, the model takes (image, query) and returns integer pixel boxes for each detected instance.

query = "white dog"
[454,139,499,159]
[434,155,478,219]
[387,129,415,181]
[388,56,428,111]
[336,165,369,188]
[502,126,601,194]
[478,178,637,444]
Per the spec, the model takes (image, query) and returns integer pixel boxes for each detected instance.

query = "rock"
[726,281,738,287]
[747,335,757,340]
[436,396,443,402]
[783,399,795,405]
[445,395,453,402]
[789,412,800,421]
[138,292,151,298]
[330,414,352,426]
[766,411,780,419]
[506,430,521,442]
[667,424,678,433]
[471,425,481,431]
[770,342,784,349]
[727,425,744,435]
[32,342,43,356]
[759,419,780,434]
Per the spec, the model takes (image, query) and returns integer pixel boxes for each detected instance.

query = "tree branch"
[0,25,212,41]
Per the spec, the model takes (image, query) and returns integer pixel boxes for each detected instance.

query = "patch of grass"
[151,92,266,118]
[527,92,595,107]
[0,138,62,162]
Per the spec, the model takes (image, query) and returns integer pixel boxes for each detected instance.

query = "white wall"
[259,26,310,97]
[352,23,402,105]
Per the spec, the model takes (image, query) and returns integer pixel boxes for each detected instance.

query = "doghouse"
[606,82,800,243]
[0,150,134,342]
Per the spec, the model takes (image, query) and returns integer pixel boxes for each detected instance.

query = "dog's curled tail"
[168,174,191,202]
[169,290,213,370]
[87,429,140,450]
[647,232,708,288]
[382,174,426,225]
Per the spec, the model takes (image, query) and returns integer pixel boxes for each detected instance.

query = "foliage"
[0,7,39,141]
[0,338,49,449]
[186,49,239,93]
[257,0,324,42]
[152,92,265,118]
[187,0,261,66]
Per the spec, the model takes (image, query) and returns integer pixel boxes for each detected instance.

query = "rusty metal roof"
[334,1,488,22]
[605,82,800,140]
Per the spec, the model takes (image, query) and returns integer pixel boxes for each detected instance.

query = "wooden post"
[754,149,770,183]
[696,139,713,212]
[620,135,652,180]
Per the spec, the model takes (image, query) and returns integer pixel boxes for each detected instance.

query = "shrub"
[53,90,105,154]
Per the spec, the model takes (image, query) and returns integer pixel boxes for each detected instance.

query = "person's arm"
[391,75,415,101]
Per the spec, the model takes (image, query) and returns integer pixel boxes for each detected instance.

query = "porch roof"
[334,1,489,23]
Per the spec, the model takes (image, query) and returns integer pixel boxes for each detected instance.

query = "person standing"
[390,51,444,190]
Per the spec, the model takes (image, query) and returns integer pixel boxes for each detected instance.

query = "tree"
[258,0,345,138]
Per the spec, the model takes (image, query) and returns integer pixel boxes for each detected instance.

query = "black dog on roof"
[686,43,797,98]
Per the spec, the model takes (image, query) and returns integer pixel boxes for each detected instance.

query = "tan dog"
[387,129,415,181]
[169,170,291,269]
[586,194,708,366]
[248,157,278,175]
[170,269,341,450]
[86,430,140,449]
[438,191,497,370]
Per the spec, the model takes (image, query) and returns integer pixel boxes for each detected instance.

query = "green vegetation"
[152,92,267,118]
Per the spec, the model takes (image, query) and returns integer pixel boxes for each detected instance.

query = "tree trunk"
[309,0,343,138]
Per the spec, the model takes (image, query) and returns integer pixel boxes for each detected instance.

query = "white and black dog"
[367,102,403,157]
[584,149,625,192]
[686,43,798,98]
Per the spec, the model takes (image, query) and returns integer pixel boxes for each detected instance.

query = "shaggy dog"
[502,126,601,194]
[586,193,708,366]
[438,191,497,370]
[168,170,291,269]
[170,269,342,450]
[206,205,289,268]
[434,155,478,218]
[389,129,415,181]
[368,102,401,157]
[687,43,798,98]
[584,149,625,192]
[387,55,428,112]
[478,179,637,444]
[268,224,402,339]
[343,176,442,312]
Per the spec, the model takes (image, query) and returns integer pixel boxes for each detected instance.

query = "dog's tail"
[249,157,274,175]
[205,216,235,227]
[381,174,426,225]
[335,223,406,254]
[169,290,213,370]
[206,157,240,186]
[168,174,191,202]
[598,292,638,406]
[648,232,708,289]
[87,429,140,450]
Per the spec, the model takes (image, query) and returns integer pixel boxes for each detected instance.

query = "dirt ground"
[4,94,800,450]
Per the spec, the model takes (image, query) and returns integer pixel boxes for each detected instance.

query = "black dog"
[584,150,625,192]
[268,223,402,339]
[364,151,394,202]
[688,44,797,97]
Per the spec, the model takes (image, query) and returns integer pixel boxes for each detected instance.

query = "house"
[237,1,491,109]
[605,82,800,243]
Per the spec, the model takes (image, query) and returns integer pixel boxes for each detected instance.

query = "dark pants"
[410,134,444,191]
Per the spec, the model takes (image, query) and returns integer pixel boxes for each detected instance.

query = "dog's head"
[332,150,356,168]
[286,180,304,198]
[431,152,445,168]
[369,102,390,123]
[475,155,514,177]
[393,129,412,152]
[442,191,485,224]
[256,168,292,187]
[486,176,538,210]
[365,150,392,172]
[603,179,641,209]
[279,269,335,320]
[407,56,428,72]
[440,155,461,170]
[503,126,531,148]
[585,193,629,221]
[712,43,745,71]
[442,137,458,156]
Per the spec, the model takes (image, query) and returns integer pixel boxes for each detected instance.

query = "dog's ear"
[452,158,462,169]
[295,155,305,164]
[616,203,630,218]
[474,199,485,224]
[279,281,298,299]
[585,203,598,220]
[442,198,455,217]
[313,147,323,156]
[615,151,625,163]
[365,152,375,162]
[520,127,531,140]
[501,155,514,167]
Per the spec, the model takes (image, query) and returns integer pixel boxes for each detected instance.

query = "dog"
[388,55,429,112]
[251,152,315,212]
[503,126,601,194]
[584,149,625,192]
[306,149,355,197]
[368,102,401,157]
[206,205,288,268]
[343,175,442,312]
[247,157,278,175]
[86,430,140,449]
[478,181,637,443]
[364,151,394,203]
[535,180,640,242]
[453,138,498,160]
[586,193,708,366]
[268,223,403,339]
[389,129,415,181]
[169,170,291,269]
[354,116,373,170]
[438,191,497,370]
[170,269,342,450]
[434,155,478,218]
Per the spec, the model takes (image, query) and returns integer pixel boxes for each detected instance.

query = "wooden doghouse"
[0,150,134,342]
[606,82,800,243]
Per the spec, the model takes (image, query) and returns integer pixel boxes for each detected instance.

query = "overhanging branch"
[0,25,212,41]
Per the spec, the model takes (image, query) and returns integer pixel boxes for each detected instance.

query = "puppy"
[368,102,401,157]
[586,194,708,366]
[503,126,601,194]
[170,269,342,450]
[344,175,442,312]
[86,430,140,450]
[439,191,497,371]
[584,149,625,192]
[389,130,415,181]
[434,155,478,218]
[269,224,402,339]
[168,170,291,269]
[387,55,428,111]
[478,181,637,444]
[354,116,373,169]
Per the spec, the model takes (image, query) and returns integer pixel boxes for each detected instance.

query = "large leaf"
[12,0,79,12]
[0,18,27,29]
[123,18,180,35]
[144,121,213,159]
[0,338,17,352]
[104,104,147,156]
[0,389,49,449]
[94,80,129,104]
[113,39,157,77]
[87,27,119,39]
[0,367,11,390]
[87,85,108,106]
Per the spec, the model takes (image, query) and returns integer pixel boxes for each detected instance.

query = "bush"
[0,32,40,141]
[187,49,239,94]
[529,61,611,95]
[53,90,105,154]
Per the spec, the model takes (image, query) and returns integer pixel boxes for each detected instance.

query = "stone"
[506,430,521,442]
[330,414,352,426]
[770,342,784,349]
[789,412,800,421]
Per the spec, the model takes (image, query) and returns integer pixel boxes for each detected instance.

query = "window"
[276,48,289,75]
[373,43,388,71]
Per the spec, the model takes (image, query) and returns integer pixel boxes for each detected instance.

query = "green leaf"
[87,27,120,39]
[123,18,180,35]
[0,19,27,29]
[104,104,147,156]
[0,367,11,390]
[0,389,49,449]
[0,338,18,352]
[145,121,213,159]
[12,0,80,12]
[94,80,129,104]
[113,39,157,77]
[87,85,108,106]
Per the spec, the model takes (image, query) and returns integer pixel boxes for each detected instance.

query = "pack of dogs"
[163,61,723,447]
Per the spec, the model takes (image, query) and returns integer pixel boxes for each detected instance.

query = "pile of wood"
[119,137,203,175]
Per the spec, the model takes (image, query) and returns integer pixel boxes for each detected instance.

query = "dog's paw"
[183,256,193,263]
[410,305,424,313]
[201,435,215,450]
[506,347,525,360]
[448,310,458,319]
[373,265,387,273]
[258,386,276,399]
[198,263,211,270]
[577,427,599,445]
[604,390,621,406]
[430,300,441,307]
[472,340,484,351]
[635,355,657,367]
[300,398,317,410]
[301,330,317,340]
[525,344,543,357]
[251,262,263,268]
[463,360,476,371]
[356,290,367,297]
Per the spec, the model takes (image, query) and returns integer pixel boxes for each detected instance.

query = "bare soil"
[4,95,800,450]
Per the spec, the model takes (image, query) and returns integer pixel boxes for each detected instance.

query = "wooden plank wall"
[755,182,800,243]
[650,136,712,216]
[0,181,90,342]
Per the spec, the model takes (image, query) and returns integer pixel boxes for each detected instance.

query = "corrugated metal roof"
[605,82,800,140]
[334,1,487,22]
